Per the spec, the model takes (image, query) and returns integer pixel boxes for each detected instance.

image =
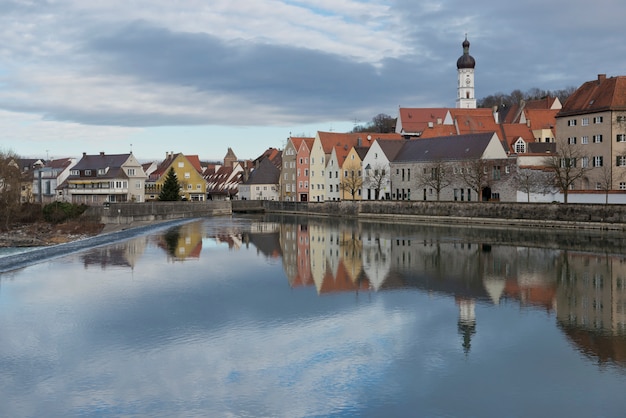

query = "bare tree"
[515,168,553,202]
[364,164,388,200]
[0,151,22,230]
[460,158,491,201]
[340,163,364,201]
[416,160,453,201]
[542,142,591,203]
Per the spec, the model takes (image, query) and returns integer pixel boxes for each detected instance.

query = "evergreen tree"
[159,167,181,201]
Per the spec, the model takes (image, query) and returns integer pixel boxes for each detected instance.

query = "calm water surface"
[1,214,625,417]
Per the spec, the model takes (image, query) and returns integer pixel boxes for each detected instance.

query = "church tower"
[456,36,476,109]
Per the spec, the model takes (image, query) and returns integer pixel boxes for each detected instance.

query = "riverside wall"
[256,200,626,231]
[84,201,232,225]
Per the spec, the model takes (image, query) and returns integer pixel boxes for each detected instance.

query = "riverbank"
[0,221,105,247]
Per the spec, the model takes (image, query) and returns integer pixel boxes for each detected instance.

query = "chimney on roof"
[82,152,87,157]
[598,74,606,83]
[100,151,105,156]
[437,118,442,125]
[357,137,362,146]
[527,119,531,128]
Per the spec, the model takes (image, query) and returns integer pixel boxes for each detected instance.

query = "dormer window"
[98,168,106,175]
[514,139,526,153]
[85,169,92,176]
[70,169,79,176]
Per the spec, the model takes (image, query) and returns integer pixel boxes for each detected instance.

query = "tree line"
[351,86,578,134]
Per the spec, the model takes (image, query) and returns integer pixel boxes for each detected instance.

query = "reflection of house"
[244,224,282,259]
[60,152,147,203]
[362,231,391,291]
[155,222,204,261]
[556,252,626,334]
[81,237,148,269]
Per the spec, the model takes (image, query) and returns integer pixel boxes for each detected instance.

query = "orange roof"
[450,108,499,135]
[524,109,558,130]
[317,131,402,153]
[524,96,560,110]
[397,108,450,134]
[186,155,203,173]
[419,124,458,138]
[560,74,626,116]
[499,123,536,149]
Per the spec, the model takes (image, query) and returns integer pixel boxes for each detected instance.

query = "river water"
[0,214,625,417]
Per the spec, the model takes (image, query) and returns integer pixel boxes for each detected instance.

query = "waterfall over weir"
[0,219,198,274]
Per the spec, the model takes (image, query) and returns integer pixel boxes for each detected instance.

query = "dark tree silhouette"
[159,167,181,201]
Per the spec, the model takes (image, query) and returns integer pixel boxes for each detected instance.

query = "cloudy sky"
[2,0,625,162]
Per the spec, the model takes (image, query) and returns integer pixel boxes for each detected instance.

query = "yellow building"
[146,152,207,201]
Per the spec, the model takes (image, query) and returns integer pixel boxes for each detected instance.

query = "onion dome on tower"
[456,36,475,69]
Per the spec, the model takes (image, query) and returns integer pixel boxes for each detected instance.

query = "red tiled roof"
[450,108,499,135]
[318,131,402,154]
[397,108,450,134]
[559,74,626,116]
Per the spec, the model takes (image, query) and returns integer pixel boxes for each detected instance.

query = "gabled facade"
[239,157,280,200]
[556,74,626,192]
[280,137,312,202]
[146,152,207,201]
[361,139,405,200]
[296,139,312,202]
[61,152,147,203]
[310,131,403,202]
[390,132,516,202]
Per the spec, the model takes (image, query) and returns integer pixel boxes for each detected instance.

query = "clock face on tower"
[465,77,471,85]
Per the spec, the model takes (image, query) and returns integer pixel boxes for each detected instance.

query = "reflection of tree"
[163,227,181,257]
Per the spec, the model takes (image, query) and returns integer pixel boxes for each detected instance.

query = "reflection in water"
[75,215,626,365]
[2,215,626,417]
[259,215,626,363]
[155,221,204,261]
[81,236,148,269]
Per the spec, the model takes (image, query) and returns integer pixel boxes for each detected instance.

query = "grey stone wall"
[261,200,626,231]
[85,201,231,225]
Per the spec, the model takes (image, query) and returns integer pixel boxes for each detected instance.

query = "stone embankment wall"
[253,200,626,231]
[85,201,231,225]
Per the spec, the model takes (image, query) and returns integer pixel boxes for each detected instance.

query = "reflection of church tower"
[456,35,476,109]
[456,297,477,355]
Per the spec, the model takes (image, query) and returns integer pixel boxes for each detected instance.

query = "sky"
[1,0,625,163]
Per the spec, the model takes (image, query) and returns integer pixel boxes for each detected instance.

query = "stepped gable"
[559,74,626,116]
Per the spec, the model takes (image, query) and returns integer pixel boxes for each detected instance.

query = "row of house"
[13,72,626,205]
